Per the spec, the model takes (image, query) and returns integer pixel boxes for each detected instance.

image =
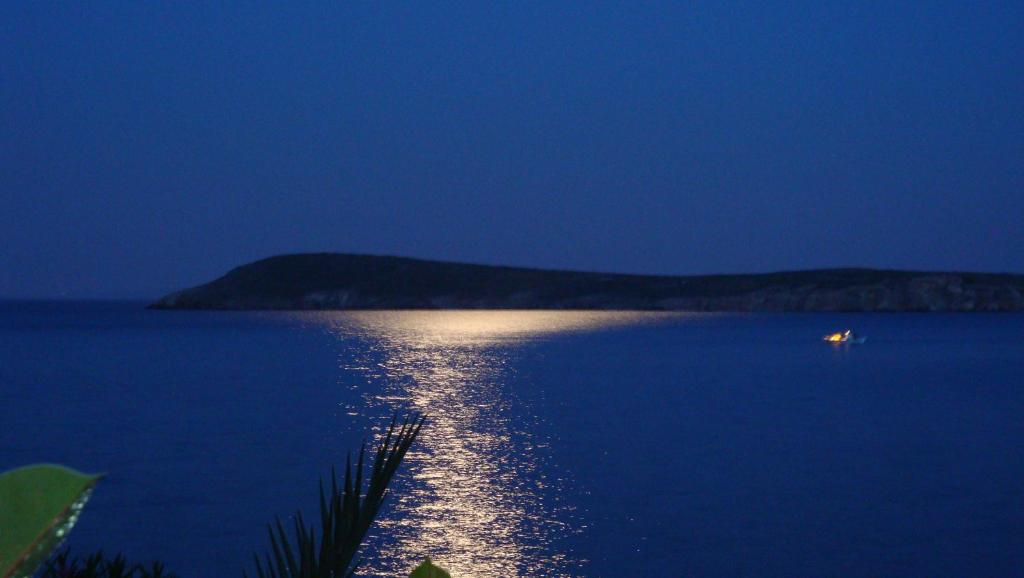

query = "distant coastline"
[150,253,1024,312]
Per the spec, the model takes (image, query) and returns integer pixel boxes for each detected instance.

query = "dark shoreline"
[148,253,1024,313]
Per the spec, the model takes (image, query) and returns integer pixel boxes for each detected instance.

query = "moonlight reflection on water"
[320,311,677,577]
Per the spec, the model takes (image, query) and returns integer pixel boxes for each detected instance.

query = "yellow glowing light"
[824,330,855,343]
[299,310,694,577]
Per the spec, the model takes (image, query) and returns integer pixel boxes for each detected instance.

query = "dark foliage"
[247,414,426,578]
[30,414,423,578]
[38,549,177,578]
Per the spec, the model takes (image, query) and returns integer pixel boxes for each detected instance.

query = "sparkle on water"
[311,311,684,577]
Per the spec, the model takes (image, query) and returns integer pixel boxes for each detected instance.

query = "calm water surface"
[2,303,1022,577]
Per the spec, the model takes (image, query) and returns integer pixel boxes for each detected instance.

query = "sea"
[2,302,1022,577]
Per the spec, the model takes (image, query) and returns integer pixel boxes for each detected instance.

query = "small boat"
[823,329,866,344]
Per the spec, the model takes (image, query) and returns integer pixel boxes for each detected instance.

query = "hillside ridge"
[150,253,1024,312]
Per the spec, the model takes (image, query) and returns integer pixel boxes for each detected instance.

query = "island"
[150,253,1024,312]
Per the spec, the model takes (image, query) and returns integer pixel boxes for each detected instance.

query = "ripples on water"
[9,306,1021,576]
[312,311,677,577]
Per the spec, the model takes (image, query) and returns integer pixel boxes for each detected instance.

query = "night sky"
[3,3,1022,298]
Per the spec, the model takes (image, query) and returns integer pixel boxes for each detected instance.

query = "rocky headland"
[150,253,1024,312]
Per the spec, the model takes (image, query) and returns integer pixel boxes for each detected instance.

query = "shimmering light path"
[324,311,677,577]
[6,305,1024,576]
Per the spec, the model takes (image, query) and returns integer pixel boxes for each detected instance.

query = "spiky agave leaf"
[247,413,425,578]
[0,464,102,578]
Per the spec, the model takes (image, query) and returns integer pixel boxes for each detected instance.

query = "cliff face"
[656,275,1023,312]
[150,254,1024,312]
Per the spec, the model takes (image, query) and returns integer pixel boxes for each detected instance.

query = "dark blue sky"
[3,2,1022,298]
